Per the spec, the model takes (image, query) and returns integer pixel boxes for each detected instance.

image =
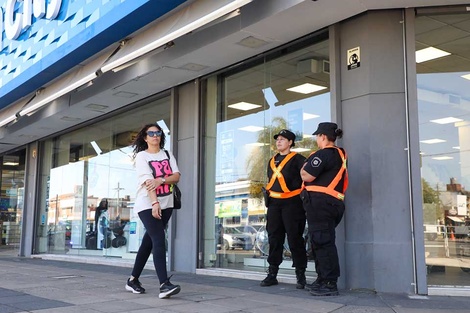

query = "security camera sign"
[347,47,360,70]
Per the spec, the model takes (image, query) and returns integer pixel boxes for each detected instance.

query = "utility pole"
[113,183,125,219]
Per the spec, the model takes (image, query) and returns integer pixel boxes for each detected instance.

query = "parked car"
[234,225,257,246]
[223,227,253,250]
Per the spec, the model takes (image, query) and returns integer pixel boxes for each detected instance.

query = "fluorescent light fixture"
[101,0,253,73]
[291,148,310,153]
[262,87,278,106]
[303,134,314,138]
[157,119,170,135]
[246,142,269,146]
[287,83,327,94]
[303,113,319,120]
[3,162,19,166]
[19,72,97,116]
[420,139,446,144]
[90,141,102,155]
[0,114,17,127]
[415,47,450,63]
[430,117,463,124]
[432,156,453,160]
[239,126,264,132]
[461,74,470,80]
[453,146,460,150]
[228,102,261,111]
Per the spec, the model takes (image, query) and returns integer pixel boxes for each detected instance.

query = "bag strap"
[164,149,170,160]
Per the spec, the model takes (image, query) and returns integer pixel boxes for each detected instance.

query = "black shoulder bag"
[164,150,182,209]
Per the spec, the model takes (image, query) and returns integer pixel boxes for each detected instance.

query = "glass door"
[416,10,470,287]
[0,149,26,256]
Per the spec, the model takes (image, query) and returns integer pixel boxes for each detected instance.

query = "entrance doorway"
[0,149,26,256]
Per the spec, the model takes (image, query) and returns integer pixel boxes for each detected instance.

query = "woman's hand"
[145,178,163,191]
[152,203,162,219]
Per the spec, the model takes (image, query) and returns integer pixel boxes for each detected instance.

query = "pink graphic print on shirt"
[148,159,173,196]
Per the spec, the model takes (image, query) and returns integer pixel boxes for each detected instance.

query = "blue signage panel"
[287,108,303,143]
[0,0,187,110]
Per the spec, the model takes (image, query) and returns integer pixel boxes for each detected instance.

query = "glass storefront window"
[203,32,331,275]
[35,95,172,258]
[416,11,470,286]
[0,149,26,255]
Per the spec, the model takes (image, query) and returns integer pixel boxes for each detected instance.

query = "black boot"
[260,266,278,287]
[309,280,339,296]
[295,268,306,289]
[305,276,323,291]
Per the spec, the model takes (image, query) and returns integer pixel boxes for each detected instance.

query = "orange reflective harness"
[266,152,302,199]
[303,147,348,201]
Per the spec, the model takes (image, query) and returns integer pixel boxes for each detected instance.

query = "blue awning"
[0,0,188,110]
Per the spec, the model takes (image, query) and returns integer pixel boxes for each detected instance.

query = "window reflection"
[416,12,470,286]
[0,150,25,254]
[204,34,330,273]
[36,96,171,258]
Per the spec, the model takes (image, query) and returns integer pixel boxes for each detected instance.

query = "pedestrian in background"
[261,129,308,289]
[125,123,181,299]
[300,122,348,296]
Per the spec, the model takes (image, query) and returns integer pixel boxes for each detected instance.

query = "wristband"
[151,200,159,206]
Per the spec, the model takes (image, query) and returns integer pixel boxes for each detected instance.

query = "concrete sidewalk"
[0,256,469,313]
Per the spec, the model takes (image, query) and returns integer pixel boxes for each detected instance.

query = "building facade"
[1,0,470,296]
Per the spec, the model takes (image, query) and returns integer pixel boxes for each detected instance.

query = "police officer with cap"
[300,122,348,296]
[260,129,308,289]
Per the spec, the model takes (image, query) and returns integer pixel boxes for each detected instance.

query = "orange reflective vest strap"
[266,152,296,191]
[304,186,345,201]
[265,152,301,199]
[304,147,348,201]
[269,188,302,199]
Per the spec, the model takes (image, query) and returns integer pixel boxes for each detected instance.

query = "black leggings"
[131,208,173,284]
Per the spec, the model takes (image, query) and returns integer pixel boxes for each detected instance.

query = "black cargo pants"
[266,196,307,270]
[303,193,345,282]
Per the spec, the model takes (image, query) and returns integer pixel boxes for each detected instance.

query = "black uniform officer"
[300,122,348,296]
[260,129,308,289]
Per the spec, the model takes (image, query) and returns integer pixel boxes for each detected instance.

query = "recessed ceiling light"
[113,91,138,98]
[236,36,269,49]
[430,117,463,124]
[461,74,470,80]
[228,102,261,111]
[239,126,265,132]
[415,47,451,63]
[303,113,320,120]
[86,103,109,111]
[420,139,446,144]
[432,156,453,160]
[179,63,209,71]
[287,83,327,94]
[60,116,81,122]
[3,162,19,166]
[291,148,310,152]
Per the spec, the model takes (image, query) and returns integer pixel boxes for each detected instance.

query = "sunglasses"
[147,130,163,137]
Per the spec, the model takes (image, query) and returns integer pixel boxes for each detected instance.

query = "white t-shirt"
[134,150,180,213]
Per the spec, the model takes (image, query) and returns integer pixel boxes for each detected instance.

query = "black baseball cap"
[312,122,338,137]
[274,129,296,146]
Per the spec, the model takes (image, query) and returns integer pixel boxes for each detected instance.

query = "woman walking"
[125,123,181,299]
